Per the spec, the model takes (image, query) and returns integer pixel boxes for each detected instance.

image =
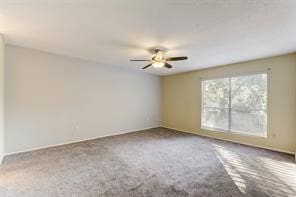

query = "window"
[201,73,267,137]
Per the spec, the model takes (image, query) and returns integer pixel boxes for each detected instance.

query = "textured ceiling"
[1,0,296,75]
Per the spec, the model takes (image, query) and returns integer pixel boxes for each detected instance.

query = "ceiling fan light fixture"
[152,62,165,68]
[130,48,188,70]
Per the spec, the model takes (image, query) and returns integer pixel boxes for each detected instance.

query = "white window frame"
[201,72,268,138]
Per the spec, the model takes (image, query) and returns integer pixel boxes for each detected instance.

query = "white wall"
[5,45,161,154]
[0,35,4,162]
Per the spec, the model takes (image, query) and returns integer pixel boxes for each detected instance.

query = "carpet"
[0,127,295,197]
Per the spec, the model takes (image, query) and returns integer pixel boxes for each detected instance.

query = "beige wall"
[5,45,161,154]
[162,53,296,154]
[0,35,4,163]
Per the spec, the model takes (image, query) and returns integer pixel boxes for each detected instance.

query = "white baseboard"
[162,125,295,155]
[4,125,160,158]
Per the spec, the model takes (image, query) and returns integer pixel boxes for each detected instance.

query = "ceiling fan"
[130,49,188,69]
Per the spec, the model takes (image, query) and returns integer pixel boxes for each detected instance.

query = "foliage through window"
[201,73,267,137]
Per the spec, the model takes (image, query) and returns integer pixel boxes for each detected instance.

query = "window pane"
[202,78,230,130]
[203,78,229,108]
[202,107,229,130]
[230,110,267,136]
[231,74,267,136]
[231,74,267,111]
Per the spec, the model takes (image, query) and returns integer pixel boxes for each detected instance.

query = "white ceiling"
[1,0,296,75]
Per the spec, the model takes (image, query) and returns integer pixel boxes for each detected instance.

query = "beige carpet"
[0,127,295,197]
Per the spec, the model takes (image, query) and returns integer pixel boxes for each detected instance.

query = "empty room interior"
[0,1,296,197]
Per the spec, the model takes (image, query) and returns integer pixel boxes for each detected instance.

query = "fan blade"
[165,56,188,61]
[164,63,173,69]
[142,63,152,69]
[130,59,150,61]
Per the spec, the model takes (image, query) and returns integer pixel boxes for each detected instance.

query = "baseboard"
[4,125,160,157]
[162,125,295,155]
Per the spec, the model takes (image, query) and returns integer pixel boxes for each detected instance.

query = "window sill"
[200,126,267,139]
